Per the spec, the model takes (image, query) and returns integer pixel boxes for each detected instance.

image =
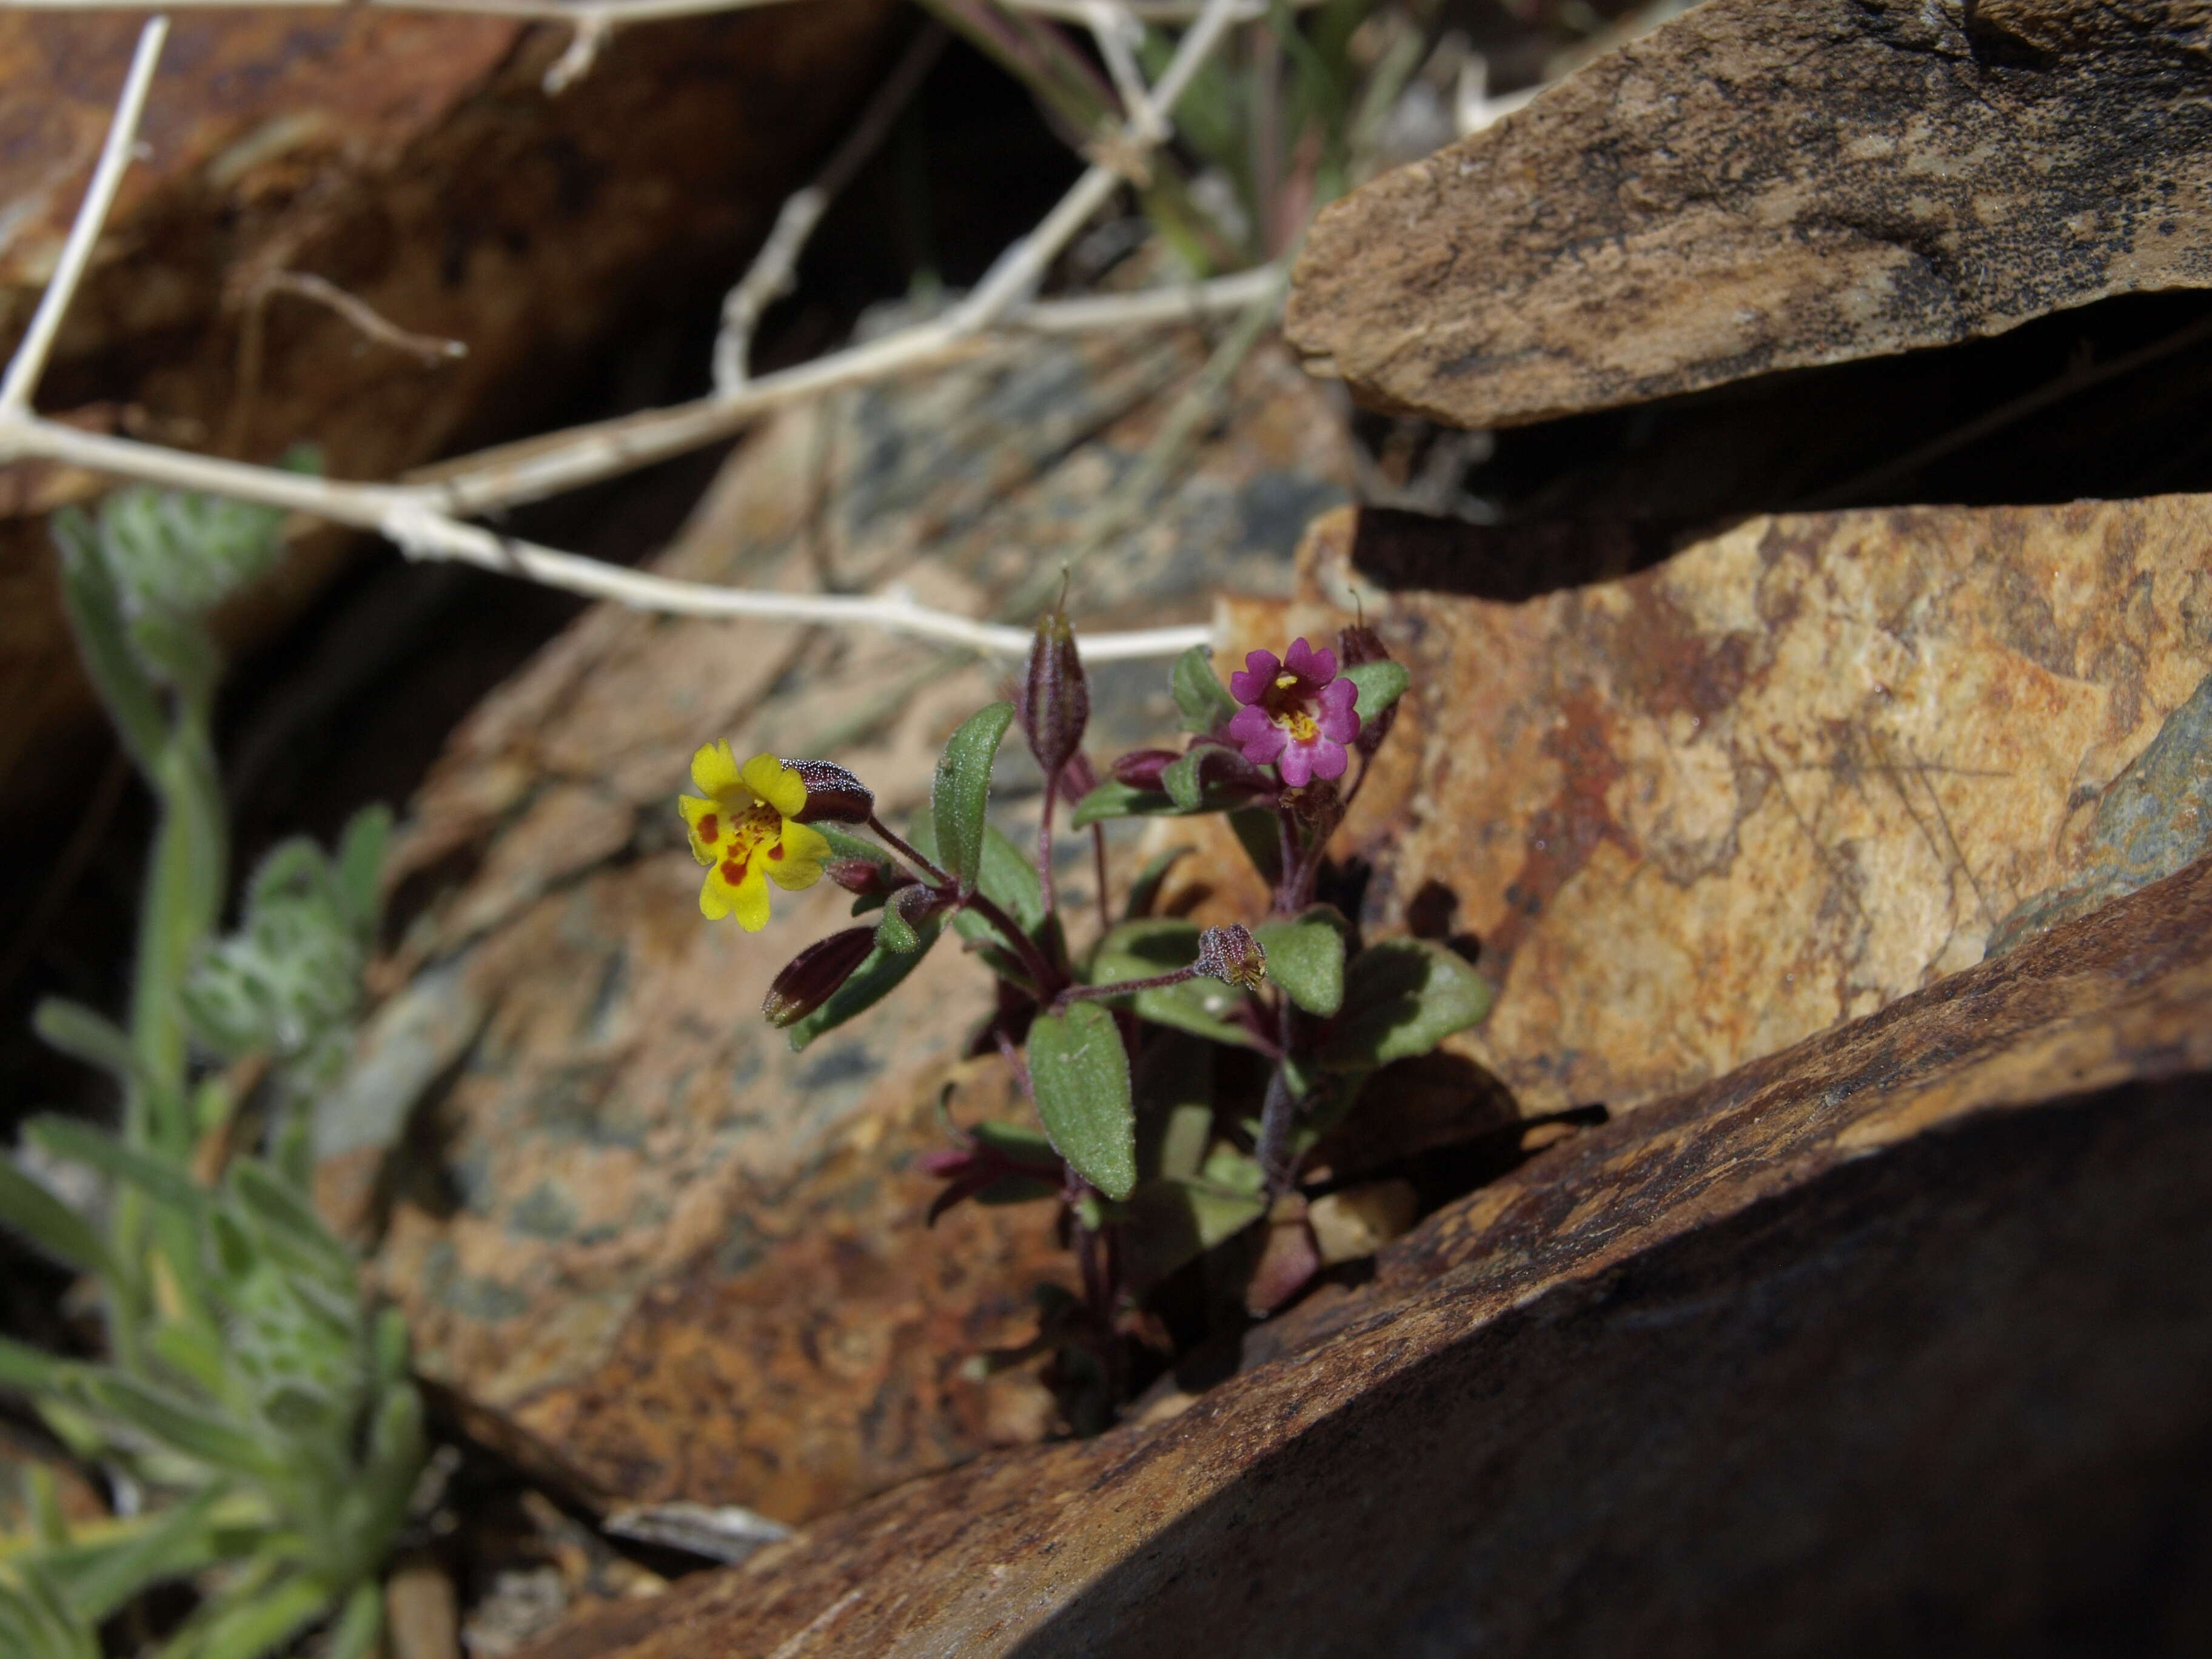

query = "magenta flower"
[1226,637,1360,786]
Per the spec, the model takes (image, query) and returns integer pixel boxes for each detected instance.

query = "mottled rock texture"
[1285,0,2212,429]
[1179,496,2212,1118]
[511,856,2212,1659]
[0,0,897,839]
[332,329,1352,1518]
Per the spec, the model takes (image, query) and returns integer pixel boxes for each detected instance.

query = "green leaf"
[177,1572,330,1659]
[227,1162,354,1289]
[931,702,1014,891]
[1123,845,1192,922]
[1160,748,1207,811]
[874,899,925,954]
[1027,1002,1137,1200]
[1070,776,1256,828]
[1119,1175,1267,1289]
[785,920,943,1051]
[54,510,166,779]
[970,1120,1056,1162]
[1343,657,1411,723]
[64,1486,230,1623]
[334,805,392,939]
[1171,644,1239,734]
[0,1156,112,1280]
[31,999,139,1085]
[0,1333,75,1395]
[1087,920,1264,1050]
[1318,939,1494,1072]
[1253,907,1349,1016]
[323,1581,384,1659]
[72,1373,277,1480]
[813,823,900,878]
[24,1117,206,1222]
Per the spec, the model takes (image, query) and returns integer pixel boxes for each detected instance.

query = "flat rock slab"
[516,856,2212,1659]
[331,329,1352,1521]
[1183,495,2212,1119]
[1285,0,2212,429]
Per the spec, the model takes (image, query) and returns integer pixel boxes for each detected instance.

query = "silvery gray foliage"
[182,804,389,1099]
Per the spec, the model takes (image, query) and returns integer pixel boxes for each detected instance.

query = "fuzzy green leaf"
[72,1374,276,1480]
[334,805,392,940]
[907,812,1043,945]
[1252,907,1348,1016]
[24,1117,206,1221]
[323,1581,385,1659]
[53,511,166,779]
[0,1155,112,1280]
[1171,644,1239,734]
[31,999,139,1085]
[1342,657,1411,723]
[1319,939,1494,1072]
[180,1572,330,1659]
[0,1333,75,1395]
[1027,1002,1136,1200]
[931,702,1014,891]
[1227,806,1284,886]
[64,1486,230,1623]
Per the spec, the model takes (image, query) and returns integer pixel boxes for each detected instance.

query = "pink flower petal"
[1308,738,1349,781]
[1240,719,1290,765]
[1277,740,1315,787]
[1230,649,1281,705]
[1316,678,1361,742]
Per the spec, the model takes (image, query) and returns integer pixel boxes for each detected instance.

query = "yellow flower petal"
[691,740,744,800]
[730,866,773,931]
[677,793,725,866]
[767,820,831,891]
[699,868,733,920]
[741,752,808,819]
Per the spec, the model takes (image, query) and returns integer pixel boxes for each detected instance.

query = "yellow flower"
[679,744,831,930]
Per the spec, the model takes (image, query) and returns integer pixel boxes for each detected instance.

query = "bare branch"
[541,7,612,93]
[713,23,947,394]
[0,15,168,417]
[0,415,1210,659]
[260,273,470,365]
[413,266,1280,514]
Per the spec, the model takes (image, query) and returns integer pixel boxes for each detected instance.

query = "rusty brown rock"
[508,856,2212,1659]
[0,1,899,854]
[1285,0,2212,429]
[1171,495,2212,1121]
[332,329,1354,1519]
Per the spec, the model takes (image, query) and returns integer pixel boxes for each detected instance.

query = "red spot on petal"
[699,814,720,842]
[768,844,785,860]
[721,858,748,884]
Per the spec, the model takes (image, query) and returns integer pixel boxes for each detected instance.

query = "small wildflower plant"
[681,604,1490,1422]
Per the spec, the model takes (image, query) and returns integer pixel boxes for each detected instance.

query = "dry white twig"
[541,7,612,92]
[0,15,167,416]
[0,0,1280,18]
[0,0,1267,662]
[259,272,470,365]
[712,22,946,395]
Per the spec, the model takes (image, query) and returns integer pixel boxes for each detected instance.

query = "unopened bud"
[762,928,877,1028]
[782,759,876,825]
[1017,605,1089,782]
[1111,748,1179,791]
[1196,923,1267,990]
[826,857,913,899]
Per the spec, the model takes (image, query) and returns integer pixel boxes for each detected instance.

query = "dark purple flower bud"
[780,759,876,824]
[1195,923,1268,990]
[1017,605,1088,783]
[1111,748,1180,791]
[887,882,949,929]
[762,927,877,1028]
[825,857,911,898]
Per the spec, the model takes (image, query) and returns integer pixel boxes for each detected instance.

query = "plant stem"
[1255,999,1301,1191]
[1038,770,1060,922]
[1054,962,1205,1010]
[865,813,952,887]
[1091,823,1112,936]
